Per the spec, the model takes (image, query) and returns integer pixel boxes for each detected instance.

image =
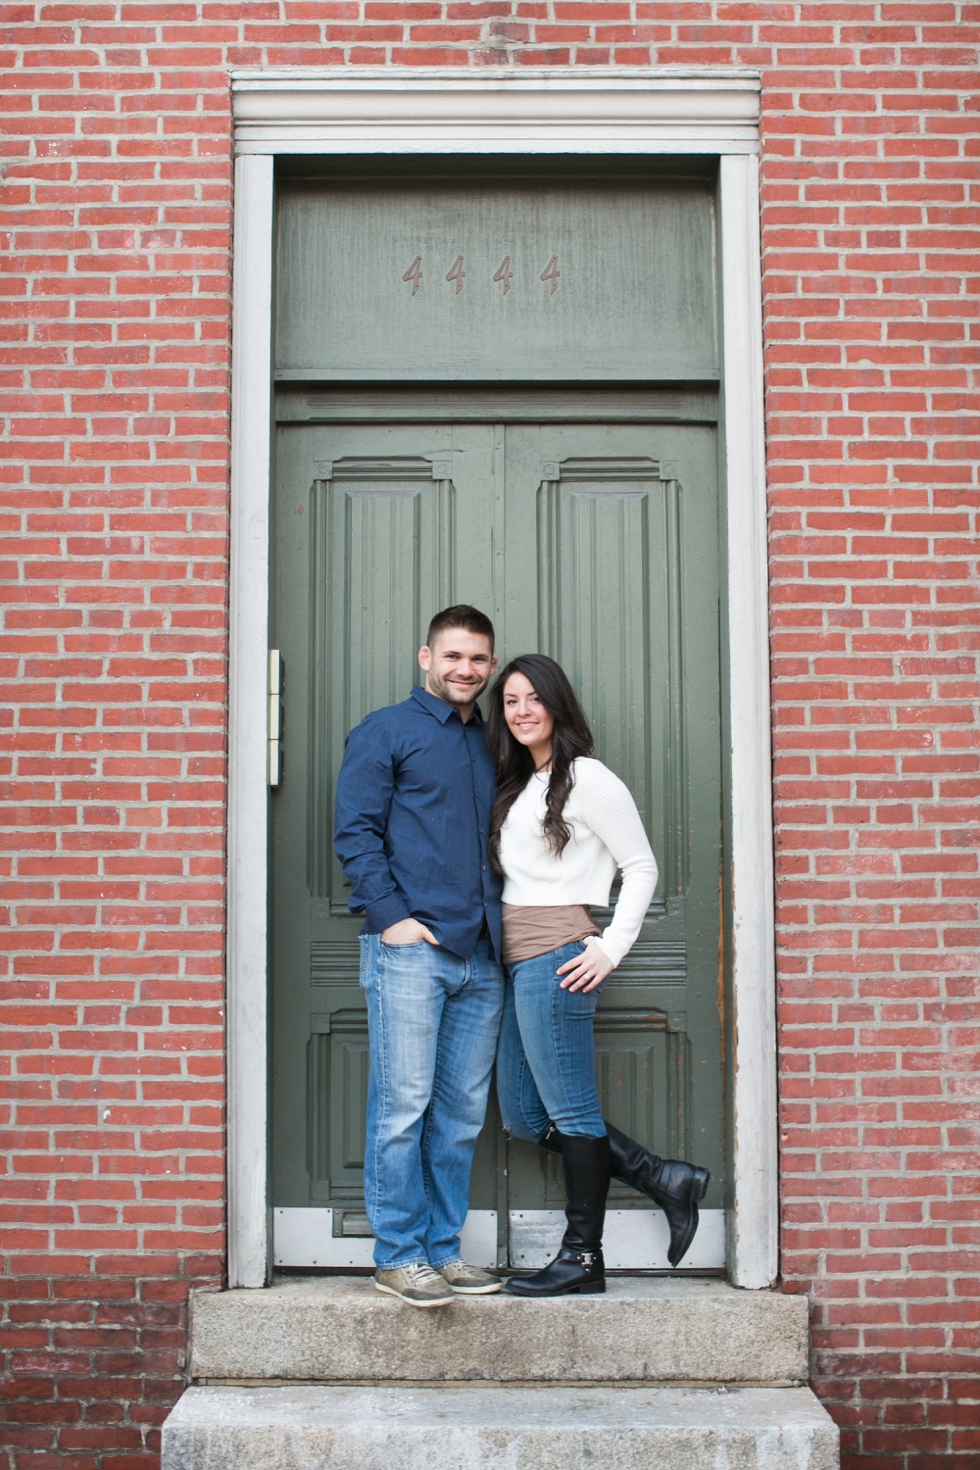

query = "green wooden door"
[270,401,723,1269]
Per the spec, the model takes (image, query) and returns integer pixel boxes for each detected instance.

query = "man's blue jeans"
[359,933,504,1270]
[496,940,608,1142]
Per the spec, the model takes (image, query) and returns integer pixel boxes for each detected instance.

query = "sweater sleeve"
[572,763,659,968]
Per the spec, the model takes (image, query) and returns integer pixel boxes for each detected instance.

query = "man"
[334,605,504,1307]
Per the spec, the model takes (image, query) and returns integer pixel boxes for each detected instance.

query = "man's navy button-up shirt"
[334,685,502,961]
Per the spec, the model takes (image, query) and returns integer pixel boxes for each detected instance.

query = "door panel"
[497,424,722,1238]
[275,174,719,382]
[271,407,723,1267]
[272,423,501,1220]
[531,444,683,898]
[308,451,458,902]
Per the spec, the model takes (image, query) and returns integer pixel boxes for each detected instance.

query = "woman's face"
[502,671,555,754]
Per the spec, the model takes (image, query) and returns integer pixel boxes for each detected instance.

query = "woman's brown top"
[501,903,600,966]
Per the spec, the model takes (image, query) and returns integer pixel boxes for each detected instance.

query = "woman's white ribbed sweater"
[498,757,659,968]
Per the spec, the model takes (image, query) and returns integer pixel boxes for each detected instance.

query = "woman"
[488,653,710,1297]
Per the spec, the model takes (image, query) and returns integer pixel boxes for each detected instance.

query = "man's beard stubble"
[426,669,490,706]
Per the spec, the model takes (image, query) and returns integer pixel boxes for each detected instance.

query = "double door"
[270,400,725,1269]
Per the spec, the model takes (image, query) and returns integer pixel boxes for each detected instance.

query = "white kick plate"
[509,1209,726,1270]
[273,1208,498,1268]
[274,1206,725,1270]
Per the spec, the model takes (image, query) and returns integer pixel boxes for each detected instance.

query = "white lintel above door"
[231,66,760,154]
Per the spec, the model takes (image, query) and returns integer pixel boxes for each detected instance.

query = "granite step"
[190,1275,809,1386]
[162,1383,839,1470]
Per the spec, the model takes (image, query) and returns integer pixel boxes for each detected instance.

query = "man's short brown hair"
[425,604,496,651]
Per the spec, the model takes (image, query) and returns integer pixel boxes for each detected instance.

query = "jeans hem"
[375,1257,430,1272]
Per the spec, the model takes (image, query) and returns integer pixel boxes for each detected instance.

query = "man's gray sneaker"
[374,1263,455,1308]
[436,1259,502,1294]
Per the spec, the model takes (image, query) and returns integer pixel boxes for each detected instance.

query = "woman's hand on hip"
[557,937,613,993]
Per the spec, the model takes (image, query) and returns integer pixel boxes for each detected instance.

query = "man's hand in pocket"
[381,918,439,946]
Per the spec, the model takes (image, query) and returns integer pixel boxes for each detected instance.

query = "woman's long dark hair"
[487,654,594,873]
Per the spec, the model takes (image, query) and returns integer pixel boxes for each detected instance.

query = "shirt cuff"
[594,933,626,969]
[365,894,412,932]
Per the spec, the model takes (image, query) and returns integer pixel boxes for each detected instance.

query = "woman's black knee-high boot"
[505,1133,610,1297]
[540,1122,710,1270]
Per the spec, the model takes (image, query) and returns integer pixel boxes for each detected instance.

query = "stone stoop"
[163,1384,838,1470]
[161,1277,840,1470]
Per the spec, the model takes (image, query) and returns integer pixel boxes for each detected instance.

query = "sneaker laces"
[404,1263,442,1286]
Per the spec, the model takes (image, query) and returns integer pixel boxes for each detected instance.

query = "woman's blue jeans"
[496,940,608,1142]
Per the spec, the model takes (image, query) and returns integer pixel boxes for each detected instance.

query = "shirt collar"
[410,684,485,726]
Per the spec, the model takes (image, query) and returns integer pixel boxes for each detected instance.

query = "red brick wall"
[0,5,977,1468]
[0,6,231,1461]
[761,14,980,1466]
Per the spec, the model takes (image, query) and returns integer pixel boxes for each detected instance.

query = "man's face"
[418,628,497,710]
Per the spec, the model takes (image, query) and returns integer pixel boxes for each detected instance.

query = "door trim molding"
[227,68,776,1290]
[228,153,275,1290]
[719,154,778,1291]
[231,66,760,155]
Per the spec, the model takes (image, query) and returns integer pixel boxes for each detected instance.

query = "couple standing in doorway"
[334,605,709,1308]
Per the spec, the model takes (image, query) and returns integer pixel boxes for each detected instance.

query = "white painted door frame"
[227,67,776,1290]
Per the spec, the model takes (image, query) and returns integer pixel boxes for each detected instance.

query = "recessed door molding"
[227,68,775,1290]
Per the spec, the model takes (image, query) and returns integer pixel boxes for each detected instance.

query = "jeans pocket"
[554,939,588,968]
[556,941,605,1001]
[380,939,428,952]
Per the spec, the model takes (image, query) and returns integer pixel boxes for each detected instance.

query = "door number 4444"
[401,255,560,296]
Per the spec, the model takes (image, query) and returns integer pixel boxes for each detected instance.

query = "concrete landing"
[190,1275,809,1385]
[162,1383,839,1470]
